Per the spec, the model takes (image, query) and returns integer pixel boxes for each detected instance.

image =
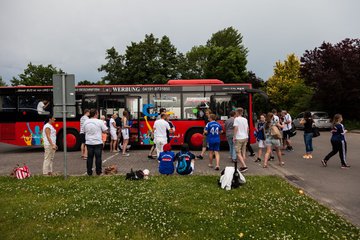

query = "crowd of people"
[41,107,350,176]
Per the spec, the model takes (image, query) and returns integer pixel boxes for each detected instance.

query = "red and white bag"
[14,165,31,179]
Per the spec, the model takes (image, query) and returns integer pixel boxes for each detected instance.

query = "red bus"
[0,79,261,151]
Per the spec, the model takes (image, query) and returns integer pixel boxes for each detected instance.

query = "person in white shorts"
[153,113,173,158]
[263,112,284,168]
[109,113,118,153]
[121,110,131,157]
[255,114,266,163]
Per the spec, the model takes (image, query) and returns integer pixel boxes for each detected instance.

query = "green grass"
[0,176,359,240]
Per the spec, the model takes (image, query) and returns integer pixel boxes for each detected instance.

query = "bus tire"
[185,128,204,151]
[57,129,81,152]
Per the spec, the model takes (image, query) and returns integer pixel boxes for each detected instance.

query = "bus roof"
[167,79,224,85]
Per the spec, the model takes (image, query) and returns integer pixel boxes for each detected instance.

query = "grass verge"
[0,175,359,239]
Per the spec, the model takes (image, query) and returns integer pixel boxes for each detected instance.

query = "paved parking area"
[1,131,360,227]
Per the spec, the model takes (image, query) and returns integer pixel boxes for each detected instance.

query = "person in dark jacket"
[300,111,314,159]
[255,114,266,162]
[176,144,196,175]
[322,114,350,168]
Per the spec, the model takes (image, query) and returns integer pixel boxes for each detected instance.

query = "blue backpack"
[177,152,191,175]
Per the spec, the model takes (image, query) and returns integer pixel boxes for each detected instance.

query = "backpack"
[125,169,144,180]
[176,152,191,175]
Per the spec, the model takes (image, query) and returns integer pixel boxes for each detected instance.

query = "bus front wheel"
[57,129,81,152]
[185,128,204,151]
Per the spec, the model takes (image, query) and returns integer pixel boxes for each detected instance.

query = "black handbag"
[312,127,320,138]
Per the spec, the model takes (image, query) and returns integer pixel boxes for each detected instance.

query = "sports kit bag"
[11,164,31,179]
[125,169,144,180]
[219,161,246,190]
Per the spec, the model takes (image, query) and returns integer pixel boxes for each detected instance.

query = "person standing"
[84,109,108,176]
[42,115,57,176]
[225,111,237,162]
[281,110,294,151]
[300,111,314,159]
[263,112,284,168]
[204,114,223,170]
[197,109,211,160]
[121,110,131,157]
[80,109,90,160]
[148,108,166,159]
[322,114,350,168]
[233,108,249,173]
[255,114,266,162]
[109,113,118,153]
[100,115,108,149]
[153,113,173,158]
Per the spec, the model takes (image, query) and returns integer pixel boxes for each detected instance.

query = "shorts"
[80,133,86,144]
[122,128,129,140]
[283,130,290,140]
[235,139,247,157]
[110,130,118,140]
[265,138,281,147]
[208,142,220,151]
[258,140,265,148]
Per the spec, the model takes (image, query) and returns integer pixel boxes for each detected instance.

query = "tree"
[244,71,265,89]
[77,80,102,85]
[301,38,360,119]
[11,63,63,86]
[99,34,180,84]
[0,76,7,86]
[266,54,313,114]
[185,27,248,83]
[98,47,126,84]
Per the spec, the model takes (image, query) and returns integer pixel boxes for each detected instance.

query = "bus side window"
[0,95,17,112]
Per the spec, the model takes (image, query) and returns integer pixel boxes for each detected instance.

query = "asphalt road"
[1,131,359,227]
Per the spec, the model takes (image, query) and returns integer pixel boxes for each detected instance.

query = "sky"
[0,0,359,84]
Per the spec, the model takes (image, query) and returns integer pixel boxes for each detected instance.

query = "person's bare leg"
[263,146,272,167]
[208,151,214,167]
[215,151,220,168]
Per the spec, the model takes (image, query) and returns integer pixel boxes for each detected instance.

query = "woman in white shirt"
[109,114,118,153]
[42,115,57,176]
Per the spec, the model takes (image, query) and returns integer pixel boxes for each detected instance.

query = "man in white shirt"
[233,108,249,173]
[281,110,294,151]
[84,109,108,176]
[80,109,90,160]
[37,100,50,115]
[42,115,57,176]
[153,113,173,158]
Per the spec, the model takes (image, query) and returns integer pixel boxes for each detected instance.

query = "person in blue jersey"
[175,143,196,175]
[158,143,175,175]
[204,113,223,170]
[322,114,350,168]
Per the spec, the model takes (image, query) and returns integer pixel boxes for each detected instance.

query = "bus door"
[125,96,142,145]
[98,95,126,118]
[210,95,232,120]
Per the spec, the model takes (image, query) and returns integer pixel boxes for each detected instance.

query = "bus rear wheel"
[185,128,204,151]
[57,129,81,151]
